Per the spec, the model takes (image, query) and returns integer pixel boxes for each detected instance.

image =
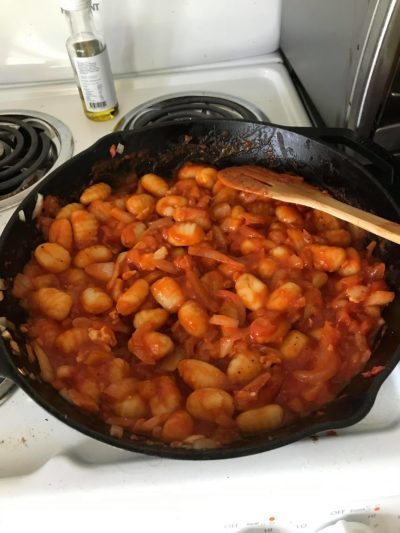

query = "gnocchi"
[14,160,394,450]
[48,218,73,252]
[34,242,71,273]
[140,173,169,197]
[116,279,149,315]
[34,287,72,321]
[80,182,112,205]
[80,287,113,314]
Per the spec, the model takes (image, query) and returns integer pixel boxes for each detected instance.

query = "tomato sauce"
[12,163,395,448]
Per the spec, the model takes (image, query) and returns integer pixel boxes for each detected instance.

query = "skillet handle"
[285,126,399,192]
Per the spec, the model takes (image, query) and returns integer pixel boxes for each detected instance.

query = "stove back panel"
[0,0,281,85]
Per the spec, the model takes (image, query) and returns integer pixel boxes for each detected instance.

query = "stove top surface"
[1,369,400,531]
[0,55,399,531]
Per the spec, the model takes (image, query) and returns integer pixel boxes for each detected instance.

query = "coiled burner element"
[115,93,269,131]
[0,116,56,194]
[0,111,73,211]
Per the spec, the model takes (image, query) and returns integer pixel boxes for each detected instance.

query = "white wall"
[0,0,281,84]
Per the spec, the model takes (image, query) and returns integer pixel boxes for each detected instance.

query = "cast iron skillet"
[0,119,399,460]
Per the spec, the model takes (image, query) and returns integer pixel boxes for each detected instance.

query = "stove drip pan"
[0,111,74,212]
[115,92,269,131]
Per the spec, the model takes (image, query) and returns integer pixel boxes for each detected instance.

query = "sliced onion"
[209,314,239,328]
[188,245,245,270]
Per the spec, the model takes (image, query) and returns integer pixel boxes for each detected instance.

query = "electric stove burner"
[0,116,56,194]
[0,111,74,212]
[115,92,269,131]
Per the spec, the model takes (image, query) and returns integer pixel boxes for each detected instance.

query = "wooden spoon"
[218,165,400,245]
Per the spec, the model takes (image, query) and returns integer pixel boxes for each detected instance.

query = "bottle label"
[74,48,117,112]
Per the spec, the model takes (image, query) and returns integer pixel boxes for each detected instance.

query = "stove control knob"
[317,520,374,533]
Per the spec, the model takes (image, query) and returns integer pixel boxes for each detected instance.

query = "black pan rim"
[4,118,400,228]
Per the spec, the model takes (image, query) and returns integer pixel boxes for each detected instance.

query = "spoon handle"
[294,190,400,245]
[218,166,400,245]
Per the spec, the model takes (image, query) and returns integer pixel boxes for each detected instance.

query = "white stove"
[0,20,400,533]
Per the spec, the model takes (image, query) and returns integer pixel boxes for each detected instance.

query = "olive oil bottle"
[60,0,119,121]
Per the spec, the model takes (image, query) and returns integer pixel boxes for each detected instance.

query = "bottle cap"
[59,0,91,11]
